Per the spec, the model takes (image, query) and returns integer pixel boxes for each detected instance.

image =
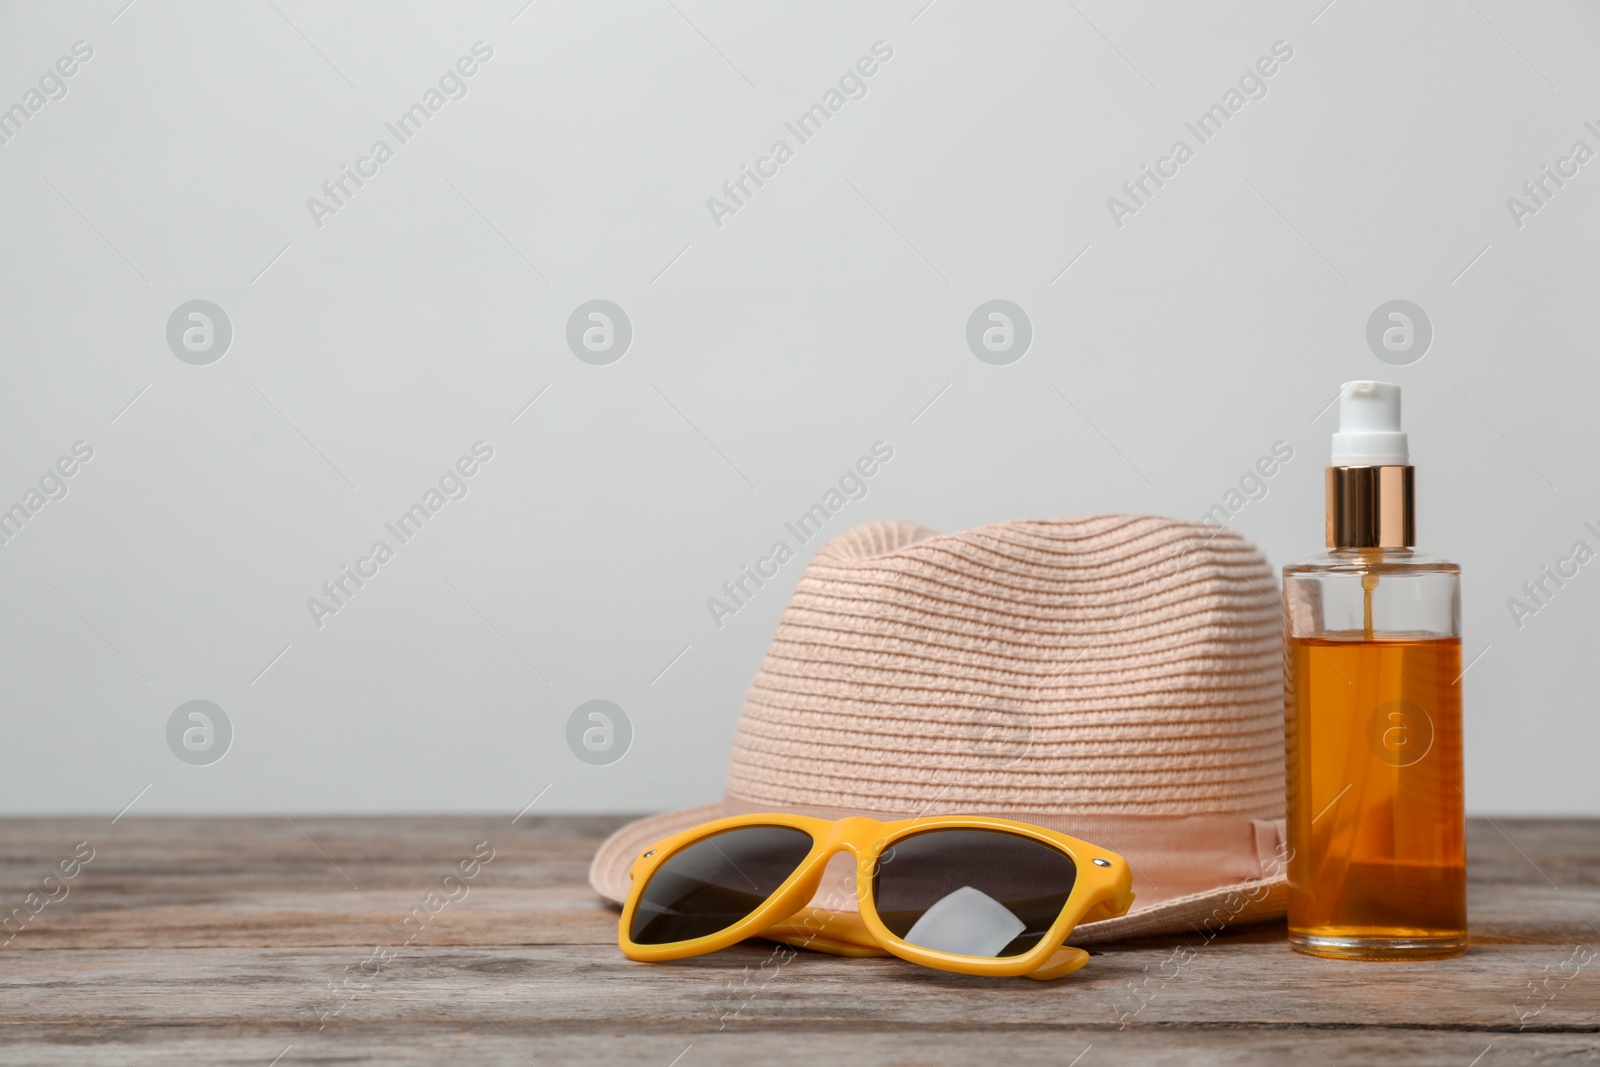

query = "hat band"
[722,794,1286,912]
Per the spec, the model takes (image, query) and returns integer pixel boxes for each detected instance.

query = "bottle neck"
[1325,465,1414,549]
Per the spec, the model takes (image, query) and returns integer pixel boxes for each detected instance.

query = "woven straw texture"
[724,515,1285,819]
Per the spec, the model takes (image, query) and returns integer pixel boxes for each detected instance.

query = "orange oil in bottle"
[1284,634,1466,958]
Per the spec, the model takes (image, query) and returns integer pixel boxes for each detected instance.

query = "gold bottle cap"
[1326,465,1414,548]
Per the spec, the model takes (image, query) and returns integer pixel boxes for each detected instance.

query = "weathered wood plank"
[0,1023,1593,1067]
[1,818,1593,949]
[4,938,1597,1031]
[0,815,621,949]
[0,1027,1589,1067]
[0,815,1594,1065]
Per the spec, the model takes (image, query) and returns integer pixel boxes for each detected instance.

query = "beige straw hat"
[591,515,1290,944]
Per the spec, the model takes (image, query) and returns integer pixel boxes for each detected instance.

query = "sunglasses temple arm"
[1025,944,1091,980]
[1026,877,1138,980]
[1022,877,1138,980]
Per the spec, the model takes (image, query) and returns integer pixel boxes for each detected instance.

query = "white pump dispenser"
[1331,380,1408,467]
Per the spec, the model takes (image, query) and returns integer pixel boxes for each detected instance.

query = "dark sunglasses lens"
[872,829,1076,958]
[630,825,815,945]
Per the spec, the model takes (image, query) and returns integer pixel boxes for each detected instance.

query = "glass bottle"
[1282,382,1465,959]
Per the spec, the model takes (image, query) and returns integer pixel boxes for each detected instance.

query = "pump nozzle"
[1331,381,1408,467]
[1325,381,1415,548]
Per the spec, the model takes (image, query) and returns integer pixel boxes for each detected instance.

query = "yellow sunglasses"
[618,812,1134,980]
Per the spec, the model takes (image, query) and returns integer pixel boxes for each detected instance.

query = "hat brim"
[588,806,1287,947]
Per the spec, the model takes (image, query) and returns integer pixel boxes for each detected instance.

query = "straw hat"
[590,516,1289,944]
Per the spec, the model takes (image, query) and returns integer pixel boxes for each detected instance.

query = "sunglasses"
[618,813,1134,980]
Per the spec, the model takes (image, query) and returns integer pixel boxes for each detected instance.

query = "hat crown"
[725,515,1285,819]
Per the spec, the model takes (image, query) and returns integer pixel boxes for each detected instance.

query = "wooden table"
[2,816,1595,1065]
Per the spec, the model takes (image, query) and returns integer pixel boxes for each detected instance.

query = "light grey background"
[2,0,1595,817]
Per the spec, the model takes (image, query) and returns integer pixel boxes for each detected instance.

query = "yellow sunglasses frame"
[618,812,1134,981]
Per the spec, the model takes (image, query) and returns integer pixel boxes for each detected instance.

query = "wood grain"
[0,815,1595,1065]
